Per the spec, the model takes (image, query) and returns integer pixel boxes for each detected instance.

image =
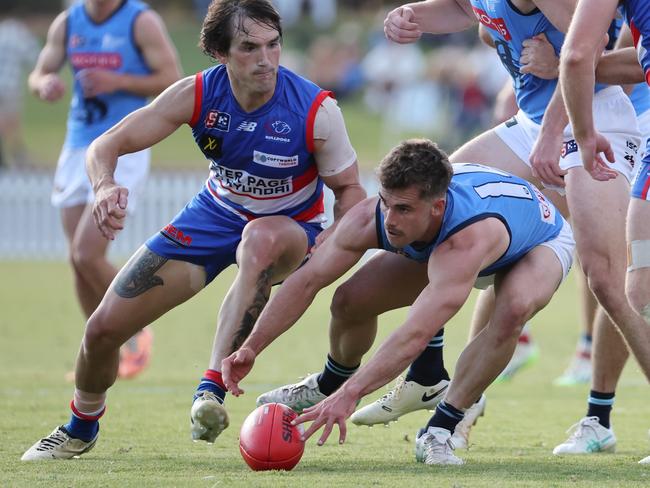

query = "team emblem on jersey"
[264,120,292,143]
[253,150,299,168]
[161,224,192,247]
[205,110,231,132]
[199,135,223,159]
[560,139,578,158]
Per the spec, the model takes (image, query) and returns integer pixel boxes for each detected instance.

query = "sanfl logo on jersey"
[205,110,231,131]
[237,121,258,132]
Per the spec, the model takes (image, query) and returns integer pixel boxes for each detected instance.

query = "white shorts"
[51,146,150,213]
[474,218,575,290]
[495,86,642,191]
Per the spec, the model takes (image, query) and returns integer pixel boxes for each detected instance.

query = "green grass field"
[1,261,649,487]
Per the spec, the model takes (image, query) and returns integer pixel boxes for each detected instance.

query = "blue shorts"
[631,144,650,201]
[145,187,322,284]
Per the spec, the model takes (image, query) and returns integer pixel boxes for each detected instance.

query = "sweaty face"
[379,185,440,249]
[222,17,281,100]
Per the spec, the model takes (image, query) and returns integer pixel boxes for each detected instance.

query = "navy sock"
[317,354,359,396]
[194,369,226,403]
[426,400,465,433]
[405,329,449,386]
[587,390,615,429]
[64,414,99,442]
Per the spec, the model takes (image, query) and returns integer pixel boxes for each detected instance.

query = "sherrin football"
[239,403,305,471]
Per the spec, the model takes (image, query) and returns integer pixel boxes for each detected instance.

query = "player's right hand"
[92,184,129,240]
[222,346,257,396]
[384,6,422,44]
[39,74,66,102]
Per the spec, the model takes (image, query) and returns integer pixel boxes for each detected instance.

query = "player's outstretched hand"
[39,73,66,102]
[92,185,128,240]
[292,389,357,446]
[222,346,257,396]
[530,130,567,188]
[384,6,422,44]
[581,132,618,182]
[77,68,120,98]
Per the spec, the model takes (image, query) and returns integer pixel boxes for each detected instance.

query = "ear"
[431,198,445,217]
[214,51,228,65]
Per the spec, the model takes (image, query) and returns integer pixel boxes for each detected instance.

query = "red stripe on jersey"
[189,72,204,128]
[291,163,319,192]
[306,90,333,153]
[646,69,650,87]
[205,181,255,220]
[291,192,325,222]
[641,171,650,200]
[631,21,641,48]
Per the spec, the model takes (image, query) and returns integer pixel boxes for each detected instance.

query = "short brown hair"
[377,139,453,199]
[199,0,282,58]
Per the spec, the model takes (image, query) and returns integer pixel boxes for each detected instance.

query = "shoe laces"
[379,375,406,404]
[565,417,599,440]
[196,390,222,404]
[36,428,69,451]
[422,431,454,458]
[282,375,318,402]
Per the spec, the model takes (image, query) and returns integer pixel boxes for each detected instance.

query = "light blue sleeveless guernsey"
[377,163,564,277]
[65,0,150,148]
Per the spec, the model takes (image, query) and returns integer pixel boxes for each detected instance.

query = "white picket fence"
[0,169,377,260]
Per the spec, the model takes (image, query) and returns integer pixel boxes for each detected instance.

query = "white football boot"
[450,395,487,450]
[552,416,616,455]
[351,376,449,426]
[21,426,98,461]
[191,391,230,443]
[256,373,327,413]
[640,455,650,464]
[415,426,464,465]
[553,354,592,386]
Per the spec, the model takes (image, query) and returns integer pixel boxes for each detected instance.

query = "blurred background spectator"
[0,7,39,169]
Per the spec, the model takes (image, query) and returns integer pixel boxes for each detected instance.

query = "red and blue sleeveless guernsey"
[189,65,331,223]
[65,0,151,148]
[625,0,650,87]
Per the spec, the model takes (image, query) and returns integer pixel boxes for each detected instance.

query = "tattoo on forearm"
[231,265,273,352]
[114,249,168,298]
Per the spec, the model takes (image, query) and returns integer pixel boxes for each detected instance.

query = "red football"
[239,403,305,471]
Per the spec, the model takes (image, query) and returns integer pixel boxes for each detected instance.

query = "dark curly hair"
[199,0,282,58]
[377,139,453,199]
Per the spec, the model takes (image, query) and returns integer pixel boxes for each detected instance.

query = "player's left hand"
[221,346,257,396]
[530,130,567,188]
[77,68,121,98]
[579,131,618,181]
[520,33,559,80]
[292,389,358,446]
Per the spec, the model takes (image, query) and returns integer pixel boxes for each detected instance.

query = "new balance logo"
[237,121,257,132]
[421,384,448,403]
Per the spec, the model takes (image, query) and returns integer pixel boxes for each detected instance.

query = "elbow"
[560,48,591,72]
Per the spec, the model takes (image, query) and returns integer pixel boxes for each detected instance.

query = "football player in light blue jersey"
[377,0,650,448]
[27,0,181,380]
[222,139,574,465]
[559,0,650,464]
[21,0,366,461]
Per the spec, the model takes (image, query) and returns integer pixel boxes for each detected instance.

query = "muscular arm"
[561,0,619,141]
[384,0,477,44]
[114,10,181,97]
[314,97,366,223]
[239,199,378,357]
[78,10,181,99]
[596,24,645,85]
[338,218,509,401]
[87,76,195,238]
[28,12,67,101]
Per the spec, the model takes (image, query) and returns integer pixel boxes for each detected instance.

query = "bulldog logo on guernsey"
[264,120,292,142]
[212,164,293,197]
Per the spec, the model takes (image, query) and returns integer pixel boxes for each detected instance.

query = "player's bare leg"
[417,245,564,465]
[626,198,650,324]
[191,216,310,442]
[22,247,206,460]
[566,168,650,379]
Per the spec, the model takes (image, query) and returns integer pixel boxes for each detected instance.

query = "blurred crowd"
[0,0,510,168]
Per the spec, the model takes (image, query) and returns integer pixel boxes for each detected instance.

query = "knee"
[331,282,366,322]
[70,244,103,278]
[84,309,122,354]
[239,221,283,269]
[493,300,530,345]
